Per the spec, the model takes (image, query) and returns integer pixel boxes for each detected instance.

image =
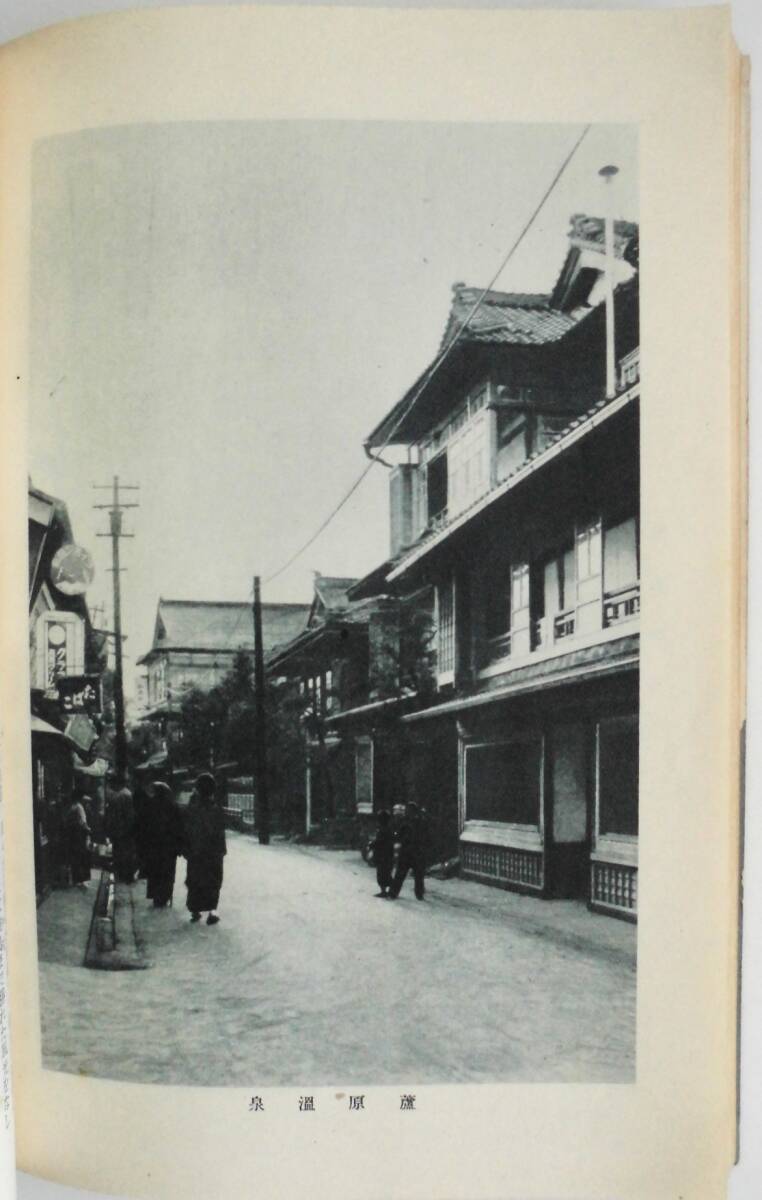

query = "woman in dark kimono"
[64,794,92,889]
[184,773,226,925]
[144,782,183,908]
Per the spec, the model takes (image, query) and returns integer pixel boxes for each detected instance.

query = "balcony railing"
[428,508,449,533]
[603,584,640,627]
[553,610,576,640]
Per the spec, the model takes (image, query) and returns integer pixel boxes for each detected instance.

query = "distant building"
[136,597,310,761]
[267,573,437,843]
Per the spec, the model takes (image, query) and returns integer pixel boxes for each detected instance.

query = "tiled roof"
[440,286,577,350]
[365,214,638,450]
[141,599,311,660]
[313,575,358,612]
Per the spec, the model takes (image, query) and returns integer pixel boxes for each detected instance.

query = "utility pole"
[252,575,270,845]
[599,164,619,399]
[94,476,139,781]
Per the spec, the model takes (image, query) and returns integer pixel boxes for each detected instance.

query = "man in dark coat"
[371,809,395,897]
[388,801,429,901]
[183,773,226,925]
[143,782,183,908]
[105,774,138,884]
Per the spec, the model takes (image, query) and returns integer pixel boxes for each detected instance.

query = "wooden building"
[28,483,106,900]
[350,215,640,919]
[136,597,310,752]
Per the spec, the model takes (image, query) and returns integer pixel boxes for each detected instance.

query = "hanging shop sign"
[56,674,102,715]
[64,714,99,755]
[50,543,95,596]
[35,611,86,691]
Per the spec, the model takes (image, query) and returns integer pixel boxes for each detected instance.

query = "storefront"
[30,716,76,901]
[404,656,639,919]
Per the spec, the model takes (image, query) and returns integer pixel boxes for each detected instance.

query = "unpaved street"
[38,833,636,1085]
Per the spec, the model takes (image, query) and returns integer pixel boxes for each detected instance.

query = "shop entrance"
[547,722,590,899]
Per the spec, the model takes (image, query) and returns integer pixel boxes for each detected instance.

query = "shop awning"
[30,715,68,738]
[30,714,94,760]
[402,642,638,723]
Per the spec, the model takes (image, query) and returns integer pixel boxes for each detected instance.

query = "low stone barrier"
[84,870,149,971]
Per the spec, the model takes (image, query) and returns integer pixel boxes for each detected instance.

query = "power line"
[263,122,591,586]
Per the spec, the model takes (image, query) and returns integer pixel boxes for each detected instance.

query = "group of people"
[370,801,429,901]
[62,771,227,926]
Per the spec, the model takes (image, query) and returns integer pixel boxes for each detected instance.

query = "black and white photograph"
[27,118,639,1087]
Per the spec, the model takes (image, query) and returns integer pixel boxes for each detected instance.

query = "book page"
[0,773,16,1199]
[0,5,744,1199]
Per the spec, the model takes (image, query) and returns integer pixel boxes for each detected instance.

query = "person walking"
[183,773,226,925]
[371,809,395,897]
[63,792,92,890]
[388,801,429,901]
[105,774,138,884]
[143,781,183,908]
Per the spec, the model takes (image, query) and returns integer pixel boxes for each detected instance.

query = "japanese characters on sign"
[56,674,102,714]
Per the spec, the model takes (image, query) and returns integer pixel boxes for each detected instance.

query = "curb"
[84,870,150,971]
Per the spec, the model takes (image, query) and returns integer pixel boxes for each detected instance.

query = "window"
[469,383,489,416]
[597,715,638,837]
[437,579,455,675]
[355,739,373,814]
[603,517,639,594]
[497,409,526,449]
[465,738,543,826]
[324,669,334,712]
[448,414,489,518]
[485,569,511,639]
[426,453,448,522]
[154,660,167,702]
[576,519,602,581]
[543,546,575,615]
[511,563,530,615]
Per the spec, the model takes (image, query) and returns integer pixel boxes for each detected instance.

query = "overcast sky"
[29,120,637,695]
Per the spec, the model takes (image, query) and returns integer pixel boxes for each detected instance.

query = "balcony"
[603,584,640,627]
[427,507,449,533]
[478,586,639,679]
[553,609,576,640]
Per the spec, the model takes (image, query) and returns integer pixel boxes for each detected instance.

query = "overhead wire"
[262,123,591,587]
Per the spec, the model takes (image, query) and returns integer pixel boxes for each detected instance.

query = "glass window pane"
[466,739,542,826]
[598,715,639,836]
[603,517,638,593]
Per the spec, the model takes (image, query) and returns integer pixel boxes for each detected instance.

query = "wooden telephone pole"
[252,575,270,844]
[94,476,139,781]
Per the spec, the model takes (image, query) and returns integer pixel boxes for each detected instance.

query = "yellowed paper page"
[0,5,743,1199]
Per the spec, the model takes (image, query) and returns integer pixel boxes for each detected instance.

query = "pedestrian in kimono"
[64,792,92,890]
[388,801,429,901]
[105,775,138,884]
[144,782,183,908]
[184,773,226,925]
